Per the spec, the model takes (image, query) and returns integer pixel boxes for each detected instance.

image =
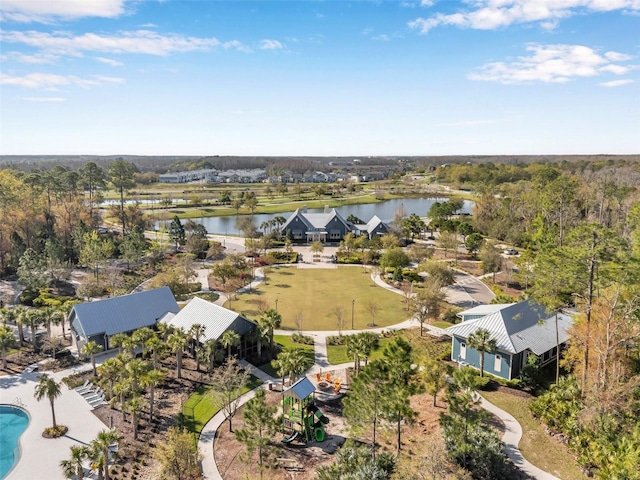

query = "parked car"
[504,248,519,256]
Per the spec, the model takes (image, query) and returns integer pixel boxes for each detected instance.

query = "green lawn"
[182,375,262,437]
[257,334,315,377]
[227,267,410,330]
[326,330,451,365]
[481,390,585,480]
[326,336,393,365]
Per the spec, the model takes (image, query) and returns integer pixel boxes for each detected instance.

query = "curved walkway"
[480,396,560,480]
[197,259,555,480]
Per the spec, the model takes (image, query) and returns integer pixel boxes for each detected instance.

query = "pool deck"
[0,366,107,480]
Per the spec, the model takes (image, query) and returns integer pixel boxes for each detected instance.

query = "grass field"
[481,390,585,480]
[182,375,262,437]
[326,329,451,365]
[326,336,393,364]
[257,334,315,377]
[227,266,410,330]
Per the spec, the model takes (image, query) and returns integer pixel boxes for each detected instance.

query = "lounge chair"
[74,380,90,391]
[75,381,93,393]
[88,394,106,407]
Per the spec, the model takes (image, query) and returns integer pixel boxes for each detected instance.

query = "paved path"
[480,396,560,480]
[0,357,116,480]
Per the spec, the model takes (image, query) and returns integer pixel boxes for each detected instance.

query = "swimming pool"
[0,405,29,480]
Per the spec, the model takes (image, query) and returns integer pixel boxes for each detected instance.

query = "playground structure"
[281,377,330,444]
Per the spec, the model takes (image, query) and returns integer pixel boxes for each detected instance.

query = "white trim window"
[494,354,502,373]
[460,342,466,360]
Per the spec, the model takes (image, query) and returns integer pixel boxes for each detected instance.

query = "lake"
[158,198,474,235]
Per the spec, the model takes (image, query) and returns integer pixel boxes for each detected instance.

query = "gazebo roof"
[285,377,316,401]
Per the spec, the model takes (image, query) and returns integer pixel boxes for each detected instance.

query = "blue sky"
[1,0,638,156]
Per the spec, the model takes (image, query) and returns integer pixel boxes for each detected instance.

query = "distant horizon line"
[2,153,639,158]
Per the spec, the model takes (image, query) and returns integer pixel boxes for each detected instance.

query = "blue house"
[446,299,573,380]
[69,286,179,352]
[280,207,388,244]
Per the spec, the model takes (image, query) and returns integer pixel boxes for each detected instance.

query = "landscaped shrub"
[336,252,362,264]
[327,335,347,346]
[291,332,314,345]
[401,270,423,283]
[265,251,297,264]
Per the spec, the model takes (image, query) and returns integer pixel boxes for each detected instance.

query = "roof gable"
[286,377,316,400]
[281,209,313,231]
[73,286,179,337]
[447,299,572,354]
[163,297,256,341]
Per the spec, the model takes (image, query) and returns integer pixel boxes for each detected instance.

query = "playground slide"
[308,405,330,425]
[281,431,300,444]
[313,422,325,442]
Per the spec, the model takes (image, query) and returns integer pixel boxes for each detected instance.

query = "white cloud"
[420,0,435,6]
[0,0,126,23]
[372,34,391,41]
[95,56,123,67]
[259,39,283,50]
[1,51,58,64]
[1,72,124,90]
[468,44,634,84]
[605,51,634,61]
[0,30,223,56]
[139,23,158,28]
[22,96,66,102]
[600,79,634,87]
[223,40,251,53]
[408,0,640,33]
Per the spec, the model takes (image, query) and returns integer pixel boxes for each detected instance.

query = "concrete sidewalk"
[480,396,560,480]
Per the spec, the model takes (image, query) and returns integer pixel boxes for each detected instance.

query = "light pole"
[351,299,355,330]
[275,298,279,312]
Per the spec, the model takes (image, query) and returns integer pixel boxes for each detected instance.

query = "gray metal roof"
[163,297,256,341]
[281,209,313,232]
[446,299,573,355]
[286,377,316,401]
[365,215,385,234]
[457,303,515,319]
[73,286,179,337]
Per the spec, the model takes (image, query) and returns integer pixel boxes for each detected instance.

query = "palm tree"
[126,396,145,440]
[81,340,103,376]
[188,323,206,369]
[108,333,128,354]
[41,305,63,340]
[145,334,164,370]
[259,309,281,354]
[346,335,364,375]
[90,429,121,480]
[14,305,26,345]
[284,348,310,384]
[60,445,89,480]
[168,330,187,378]
[132,327,154,356]
[271,348,293,387]
[220,330,240,359]
[156,322,174,342]
[34,373,62,429]
[125,358,150,394]
[358,332,379,368]
[467,327,497,377]
[142,368,165,423]
[113,377,132,421]
[24,308,44,352]
[98,357,121,400]
[0,325,15,370]
[249,327,266,361]
[202,339,223,373]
